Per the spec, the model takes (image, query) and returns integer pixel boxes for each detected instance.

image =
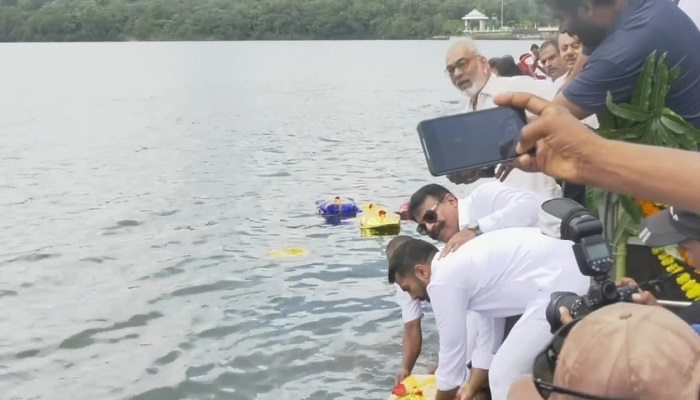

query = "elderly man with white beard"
[443,40,562,199]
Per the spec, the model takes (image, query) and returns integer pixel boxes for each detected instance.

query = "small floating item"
[397,201,412,221]
[360,209,401,237]
[360,203,391,213]
[316,196,361,225]
[388,375,438,400]
[267,247,309,259]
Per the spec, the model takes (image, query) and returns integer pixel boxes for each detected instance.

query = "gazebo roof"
[462,9,489,21]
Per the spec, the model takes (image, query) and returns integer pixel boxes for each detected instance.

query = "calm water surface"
[0,40,526,399]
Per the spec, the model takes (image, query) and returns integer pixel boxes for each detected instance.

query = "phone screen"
[417,106,526,176]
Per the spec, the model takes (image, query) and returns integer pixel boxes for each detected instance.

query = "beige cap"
[508,303,700,400]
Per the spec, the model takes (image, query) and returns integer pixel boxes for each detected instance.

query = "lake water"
[0,40,528,400]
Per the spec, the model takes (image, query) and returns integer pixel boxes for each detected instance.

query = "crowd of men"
[384,1,700,399]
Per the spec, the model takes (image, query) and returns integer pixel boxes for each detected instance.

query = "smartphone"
[416,106,527,177]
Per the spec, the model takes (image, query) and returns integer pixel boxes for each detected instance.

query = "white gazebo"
[462,9,489,32]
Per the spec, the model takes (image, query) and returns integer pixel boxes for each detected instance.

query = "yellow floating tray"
[267,247,309,259]
[387,374,437,400]
[360,209,400,237]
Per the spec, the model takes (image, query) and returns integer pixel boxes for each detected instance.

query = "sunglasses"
[416,197,445,236]
[532,319,637,400]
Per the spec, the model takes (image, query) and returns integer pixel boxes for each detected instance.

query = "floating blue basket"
[316,196,361,225]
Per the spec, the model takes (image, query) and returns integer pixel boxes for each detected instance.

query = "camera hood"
[539,198,599,242]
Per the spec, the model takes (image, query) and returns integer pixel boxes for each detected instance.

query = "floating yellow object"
[360,203,391,213]
[267,247,309,258]
[387,375,438,400]
[361,208,400,237]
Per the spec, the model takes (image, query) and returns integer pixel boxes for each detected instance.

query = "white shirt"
[552,72,600,129]
[428,227,590,391]
[680,0,700,30]
[552,73,568,91]
[468,75,562,199]
[395,183,548,367]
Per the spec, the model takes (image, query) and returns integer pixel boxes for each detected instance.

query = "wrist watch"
[467,221,482,236]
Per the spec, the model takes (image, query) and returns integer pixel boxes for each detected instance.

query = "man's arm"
[428,280,471,400]
[552,92,592,120]
[556,53,588,94]
[556,55,638,120]
[463,369,489,399]
[400,319,422,381]
[494,91,700,215]
[582,140,700,214]
[395,286,424,383]
[470,183,547,232]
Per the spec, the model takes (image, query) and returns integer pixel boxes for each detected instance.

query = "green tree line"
[0,0,556,42]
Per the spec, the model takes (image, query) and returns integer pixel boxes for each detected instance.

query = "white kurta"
[395,183,549,370]
[427,227,589,399]
[467,75,562,199]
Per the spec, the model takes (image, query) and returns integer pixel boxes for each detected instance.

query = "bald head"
[445,39,478,63]
[444,39,490,98]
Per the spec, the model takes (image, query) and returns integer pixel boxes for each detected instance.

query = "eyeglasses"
[532,319,637,400]
[445,55,479,77]
[416,196,445,236]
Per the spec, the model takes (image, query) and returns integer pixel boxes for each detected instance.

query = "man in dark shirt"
[545,0,700,129]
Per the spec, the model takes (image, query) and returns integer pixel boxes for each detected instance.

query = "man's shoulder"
[467,181,520,203]
[430,248,474,284]
[591,0,697,61]
[479,226,541,239]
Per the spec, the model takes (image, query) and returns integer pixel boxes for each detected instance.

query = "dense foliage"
[0,0,556,42]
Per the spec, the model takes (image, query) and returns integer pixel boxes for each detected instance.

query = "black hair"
[540,39,560,54]
[530,44,539,51]
[489,55,524,77]
[386,235,412,261]
[408,184,452,222]
[387,238,438,284]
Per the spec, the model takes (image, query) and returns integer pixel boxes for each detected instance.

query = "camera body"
[540,199,638,333]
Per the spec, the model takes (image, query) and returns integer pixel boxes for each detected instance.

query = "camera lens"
[601,281,619,302]
[546,291,581,333]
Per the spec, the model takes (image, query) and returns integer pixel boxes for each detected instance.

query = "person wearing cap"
[507,302,700,400]
[639,206,700,266]
[638,207,700,330]
[388,228,590,400]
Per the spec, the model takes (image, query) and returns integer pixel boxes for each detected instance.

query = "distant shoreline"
[0,37,550,44]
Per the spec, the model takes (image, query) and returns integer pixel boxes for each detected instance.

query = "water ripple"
[0,39,517,400]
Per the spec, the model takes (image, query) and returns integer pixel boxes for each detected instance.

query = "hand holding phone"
[416,106,528,177]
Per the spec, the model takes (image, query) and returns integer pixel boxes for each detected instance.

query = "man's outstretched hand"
[492,92,603,184]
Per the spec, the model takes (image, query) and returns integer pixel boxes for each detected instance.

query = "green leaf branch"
[588,51,700,279]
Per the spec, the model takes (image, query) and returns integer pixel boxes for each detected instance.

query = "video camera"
[540,198,639,333]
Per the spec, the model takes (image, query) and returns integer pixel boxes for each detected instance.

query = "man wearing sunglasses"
[392,183,548,387]
[388,227,589,400]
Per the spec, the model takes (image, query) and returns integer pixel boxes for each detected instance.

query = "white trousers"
[487,301,554,400]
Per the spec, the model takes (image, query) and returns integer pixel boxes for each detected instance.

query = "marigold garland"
[636,200,700,300]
